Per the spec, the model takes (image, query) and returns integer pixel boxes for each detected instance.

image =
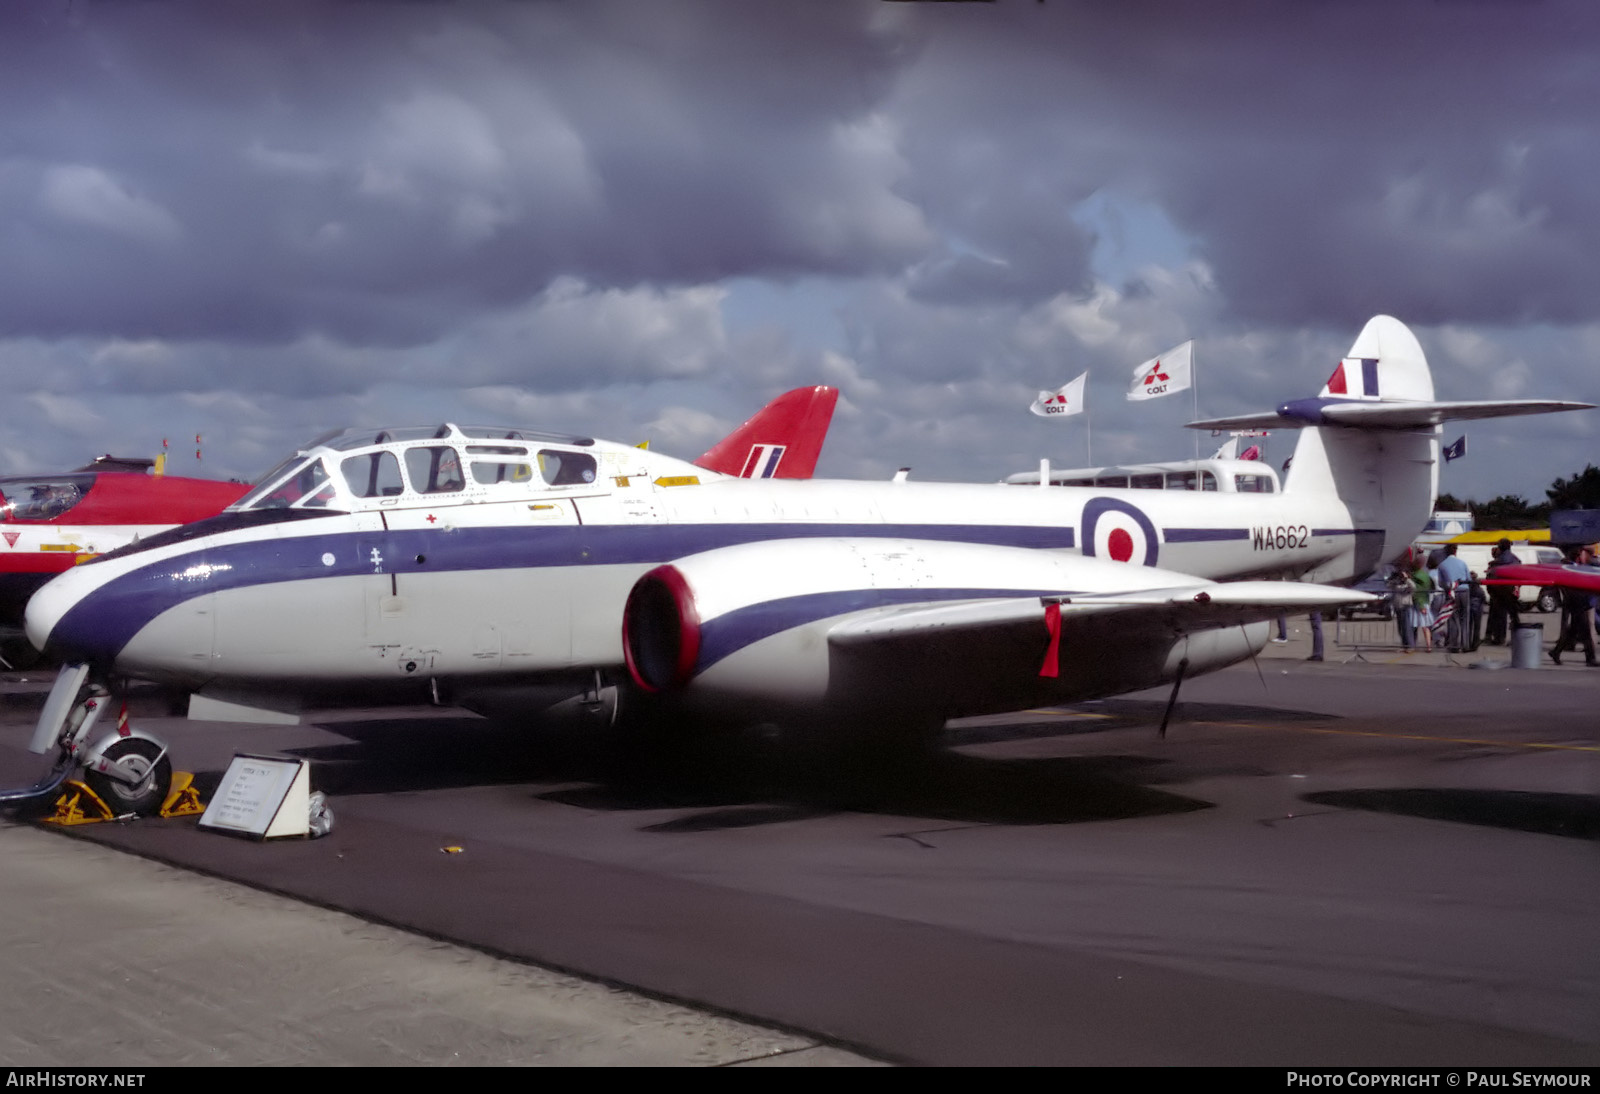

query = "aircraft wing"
[1185,410,1301,431]
[1190,399,1594,432]
[1319,399,1594,427]
[829,581,1371,646]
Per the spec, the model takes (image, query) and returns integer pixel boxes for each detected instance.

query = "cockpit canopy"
[0,476,90,522]
[231,424,602,512]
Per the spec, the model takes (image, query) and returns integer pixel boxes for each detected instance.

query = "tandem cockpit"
[230,424,605,513]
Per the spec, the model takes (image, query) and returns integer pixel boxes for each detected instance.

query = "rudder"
[694,385,839,479]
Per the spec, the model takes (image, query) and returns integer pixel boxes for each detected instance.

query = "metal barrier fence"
[1330,616,1406,653]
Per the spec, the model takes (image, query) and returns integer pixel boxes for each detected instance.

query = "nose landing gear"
[1,663,203,822]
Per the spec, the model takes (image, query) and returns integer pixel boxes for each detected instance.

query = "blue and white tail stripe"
[1322,357,1381,400]
[739,444,786,478]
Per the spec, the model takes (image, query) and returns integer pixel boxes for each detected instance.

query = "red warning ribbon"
[1039,601,1061,678]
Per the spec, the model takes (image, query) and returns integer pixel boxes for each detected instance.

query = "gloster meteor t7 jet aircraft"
[16,317,1592,813]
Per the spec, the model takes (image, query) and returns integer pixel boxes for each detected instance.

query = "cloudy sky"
[2,0,1596,502]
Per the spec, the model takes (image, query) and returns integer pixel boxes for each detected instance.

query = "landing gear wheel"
[84,738,172,817]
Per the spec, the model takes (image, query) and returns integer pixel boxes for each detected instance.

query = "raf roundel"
[1080,497,1160,567]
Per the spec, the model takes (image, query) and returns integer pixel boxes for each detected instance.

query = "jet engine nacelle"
[621,537,1270,727]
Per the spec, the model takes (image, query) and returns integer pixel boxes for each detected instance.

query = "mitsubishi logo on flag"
[1030,372,1087,418]
[1127,341,1193,402]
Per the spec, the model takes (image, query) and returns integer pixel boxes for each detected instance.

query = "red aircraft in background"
[0,457,250,643]
[1484,561,1600,598]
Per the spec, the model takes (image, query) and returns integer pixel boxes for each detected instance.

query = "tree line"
[1439,464,1600,530]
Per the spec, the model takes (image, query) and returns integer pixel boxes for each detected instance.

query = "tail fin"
[694,385,839,479]
[1317,315,1434,402]
[1189,316,1593,581]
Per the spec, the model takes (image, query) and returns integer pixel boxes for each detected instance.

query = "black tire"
[1537,589,1560,614]
[84,737,172,817]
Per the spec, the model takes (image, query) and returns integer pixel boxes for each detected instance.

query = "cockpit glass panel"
[302,428,348,451]
[0,479,87,522]
[536,449,598,487]
[323,426,447,452]
[459,425,595,446]
[341,451,405,498]
[405,445,465,494]
[232,457,308,509]
[236,457,336,510]
[299,460,337,507]
[466,445,533,486]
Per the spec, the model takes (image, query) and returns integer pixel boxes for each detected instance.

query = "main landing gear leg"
[1158,657,1190,740]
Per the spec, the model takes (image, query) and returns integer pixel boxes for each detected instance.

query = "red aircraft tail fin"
[693,385,838,479]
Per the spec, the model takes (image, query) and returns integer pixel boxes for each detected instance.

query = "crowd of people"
[1375,538,1599,665]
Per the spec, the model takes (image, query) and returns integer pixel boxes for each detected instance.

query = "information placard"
[198,754,312,839]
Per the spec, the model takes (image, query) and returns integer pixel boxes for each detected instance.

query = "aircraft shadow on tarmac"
[1303,788,1600,841]
[944,697,1331,748]
[1089,697,1334,726]
[278,715,1213,830]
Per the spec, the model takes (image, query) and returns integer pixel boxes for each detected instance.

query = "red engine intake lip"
[622,564,702,693]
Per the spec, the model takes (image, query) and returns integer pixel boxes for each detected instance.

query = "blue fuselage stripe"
[696,587,1066,675]
[1162,528,1249,543]
[50,519,1078,662]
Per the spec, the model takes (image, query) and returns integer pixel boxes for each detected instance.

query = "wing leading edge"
[1190,398,1594,433]
[827,581,1373,646]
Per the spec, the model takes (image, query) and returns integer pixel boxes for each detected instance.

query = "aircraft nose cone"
[25,566,115,664]
[25,571,77,656]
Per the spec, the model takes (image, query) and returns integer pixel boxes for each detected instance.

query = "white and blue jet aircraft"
[17,316,1592,812]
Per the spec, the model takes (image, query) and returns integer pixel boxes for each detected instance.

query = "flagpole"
[1086,408,1093,466]
[1191,340,1200,462]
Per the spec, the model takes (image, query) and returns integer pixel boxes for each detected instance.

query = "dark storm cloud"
[0,1,928,345]
[892,0,1600,327]
[10,0,1597,352]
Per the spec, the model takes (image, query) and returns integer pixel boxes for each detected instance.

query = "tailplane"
[694,385,839,479]
[1189,316,1593,580]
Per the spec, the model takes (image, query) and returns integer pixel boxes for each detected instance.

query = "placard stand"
[198,754,312,839]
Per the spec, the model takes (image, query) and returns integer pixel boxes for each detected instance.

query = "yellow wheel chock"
[40,771,205,826]
[160,771,205,817]
[41,781,114,826]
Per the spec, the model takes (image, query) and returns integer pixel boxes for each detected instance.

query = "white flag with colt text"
[1126,341,1193,402]
[1029,372,1087,418]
